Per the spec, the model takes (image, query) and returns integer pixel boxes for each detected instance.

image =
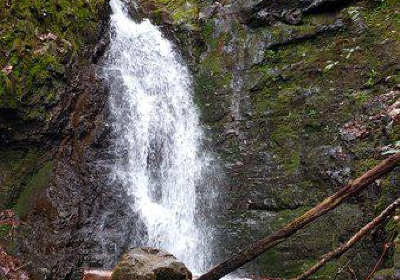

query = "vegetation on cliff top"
[0,0,105,118]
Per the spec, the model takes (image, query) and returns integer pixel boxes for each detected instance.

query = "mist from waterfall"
[104,0,213,274]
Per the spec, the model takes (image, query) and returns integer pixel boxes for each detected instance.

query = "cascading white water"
[104,0,210,273]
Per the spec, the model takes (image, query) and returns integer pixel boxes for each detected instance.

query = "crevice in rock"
[266,20,345,51]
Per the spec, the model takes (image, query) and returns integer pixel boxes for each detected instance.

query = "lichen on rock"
[112,248,192,280]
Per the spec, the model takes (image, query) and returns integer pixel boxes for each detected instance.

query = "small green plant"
[366,69,377,87]
[307,109,317,117]
[0,225,12,238]
[355,91,370,105]
[373,0,389,9]
[265,49,280,60]
[385,218,399,241]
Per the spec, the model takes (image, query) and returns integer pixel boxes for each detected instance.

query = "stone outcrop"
[112,248,192,280]
[239,0,352,27]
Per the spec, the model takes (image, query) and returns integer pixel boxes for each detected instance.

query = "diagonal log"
[292,198,400,280]
[197,153,400,280]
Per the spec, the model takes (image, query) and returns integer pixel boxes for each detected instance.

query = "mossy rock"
[0,148,53,221]
[13,160,53,218]
[0,0,107,121]
[137,0,199,29]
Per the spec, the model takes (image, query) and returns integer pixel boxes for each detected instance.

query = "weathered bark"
[292,198,399,280]
[83,270,112,280]
[197,153,400,280]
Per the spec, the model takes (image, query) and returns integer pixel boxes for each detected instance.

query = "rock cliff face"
[138,0,399,278]
[0,0,399,279]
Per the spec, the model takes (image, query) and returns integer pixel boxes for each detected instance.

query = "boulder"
[112,248,192,280]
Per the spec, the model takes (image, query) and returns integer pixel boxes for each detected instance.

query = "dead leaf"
[33,46,47,56]
[1,65,12,75]
[38,32,58,41]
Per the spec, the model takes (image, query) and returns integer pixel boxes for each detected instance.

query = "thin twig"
[333,260,351,280]
[347,265,358,280]
[364,243,391,280]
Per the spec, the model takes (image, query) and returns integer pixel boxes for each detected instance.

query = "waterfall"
[104,0,211,273]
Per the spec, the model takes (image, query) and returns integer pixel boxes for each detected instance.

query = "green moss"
[363,0,400,41]
[200,48,232,79]
[0,150,43,209]
[14,161,53,218]
[257,248,342,279]
[202,20,214,39]
[387,125,400,142]
[0,73,18,109]
[308,262,343,279]
[248,0,399,188]
[272,206,311,229]
[252,86,297,117]
[286,150,301,174]
[385,219,399,240]
[258,205,363,278]
[0,225,12,238]
[270,124,295,144]
[141,0,199,29]
[256,248,282,276]
[373,268,395,279]
[355,158,379,175]
[0,149,51,221]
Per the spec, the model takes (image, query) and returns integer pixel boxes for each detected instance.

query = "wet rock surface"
[112,248,192,280]
[15,65,141,280]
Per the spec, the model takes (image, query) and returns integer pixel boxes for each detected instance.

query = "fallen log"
[83,269,112,280]
[197,153,400,280]
[292,198,399,280]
